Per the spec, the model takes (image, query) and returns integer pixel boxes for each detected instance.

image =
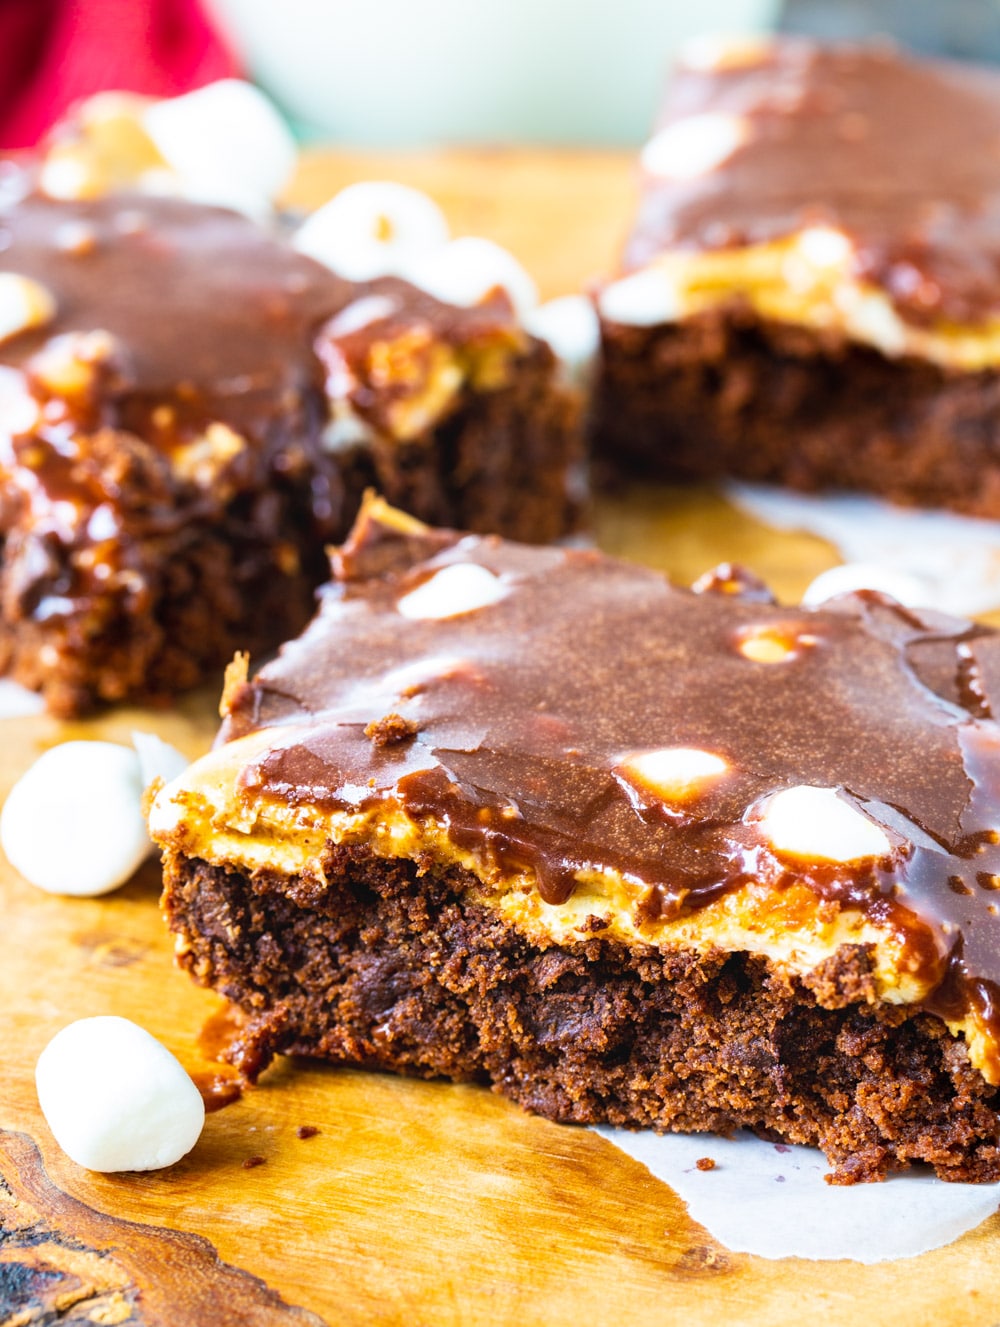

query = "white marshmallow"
[327,293,399,338]
[142,79,297,211]
[797,226,853,270]
[0,365,39,436]
[131,731,189,790]
[397,563,508,620]
[38,155,94,202]
[172,173,277,222]
[1,741,150,896]
[736,626,801,664]
[403,236,538,318]
[618,747,728,803]
[760,785,892,864]
[321,402,376,453]
[598,268,681,327]
[36,1016,205,1172]
[0,274,56,345]
[802,563,929,609]
[523,295,600,383]
[294,181,449,281]
[641,113,748,180]
[835,286,907,358]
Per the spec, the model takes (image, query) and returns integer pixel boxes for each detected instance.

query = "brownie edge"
[592,308,1000,517]
[161,844,1000,1185]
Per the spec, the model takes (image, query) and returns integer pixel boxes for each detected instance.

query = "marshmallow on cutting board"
[0,734,188,897]
[36,1016,205,1172]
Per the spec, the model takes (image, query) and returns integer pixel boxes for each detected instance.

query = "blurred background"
[1,0,998,151]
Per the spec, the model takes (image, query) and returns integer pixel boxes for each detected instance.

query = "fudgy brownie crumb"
[160,845,1000,1184]
[593,307,1000,519]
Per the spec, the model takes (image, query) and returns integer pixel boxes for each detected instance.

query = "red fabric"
[0,0,241,149]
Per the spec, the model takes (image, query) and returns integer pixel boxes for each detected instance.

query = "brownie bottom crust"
[162,845,1000,1184]
[593,307,1000,518]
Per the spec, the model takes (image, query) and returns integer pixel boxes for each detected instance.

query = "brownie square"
[151,499,1000,1183]
[0,189,578,713]
[592,39,1000,516]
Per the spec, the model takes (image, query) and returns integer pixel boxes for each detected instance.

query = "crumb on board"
[695,1156,717,1172]
[243,1154,267,1170]
[296,1124,320,1140]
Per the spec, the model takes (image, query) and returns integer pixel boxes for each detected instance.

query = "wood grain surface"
[2,150,996,1327]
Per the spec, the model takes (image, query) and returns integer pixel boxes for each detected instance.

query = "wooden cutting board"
[3,150,998,1327]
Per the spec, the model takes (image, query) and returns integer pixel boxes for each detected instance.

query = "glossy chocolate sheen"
[626,40,1000,325]
[220,507,1000,1059]
[0,190,350,436]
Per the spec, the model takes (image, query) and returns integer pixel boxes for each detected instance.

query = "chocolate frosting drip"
[221,506,1000,1067]
[626,40,1000,326]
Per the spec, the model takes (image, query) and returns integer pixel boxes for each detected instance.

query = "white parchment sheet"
[729,482,1000,616]
[595,1127,1000,1262]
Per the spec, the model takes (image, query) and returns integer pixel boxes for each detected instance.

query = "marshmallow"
[797,226,853,270]
[39,156,95,201]
[618,748,728,804]
[294,181,449,282]
[736,625,804,664]
[172,174,277,222]
[327,294,399,338]
[641,113,748,180]
[0,365,39,436]
[397,563,508,620]
[403,236,538,319]
[835,286,908,358]
[322,401,376,453]
[760,785,892,864]
[0,274,56,345]
[36,1016,205,1172]
[802,563,929,609]
[523,295,600,383]
[132,731,190,789]
[142,79,297,212]
[1,736,181,897]
[598,268,681,327]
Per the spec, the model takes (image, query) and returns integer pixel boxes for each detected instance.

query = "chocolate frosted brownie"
[593,39,1000,516]
[0,186,577,713]
[151,499,1000,1183]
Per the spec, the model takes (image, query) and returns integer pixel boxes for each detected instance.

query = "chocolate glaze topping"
[220,504,1000,1074]
[0,191,350,416]
[627,40,1000,326]
[0,187,523,619]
